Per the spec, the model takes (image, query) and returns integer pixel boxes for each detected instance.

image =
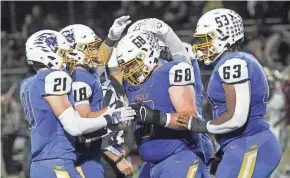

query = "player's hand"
[108,15,132,41]
[116,158,134,176]
[176,114,208,133]
[175,113,192,129]
[134,18,171,37]
[130,100,169,126]
[129,100,156,124]
[104,101,136,125]
[183,42,197,60]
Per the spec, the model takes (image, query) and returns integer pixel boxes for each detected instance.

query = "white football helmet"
[127,19,148,34]
[116,31,161,86]
[193,8,244,65]
[60,24,105,66]
[25,30,73,71]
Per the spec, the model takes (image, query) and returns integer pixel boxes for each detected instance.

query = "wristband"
[190,117,208,133]
[104,37,116,47]
[114,156,124,165]
[152,110,168,127]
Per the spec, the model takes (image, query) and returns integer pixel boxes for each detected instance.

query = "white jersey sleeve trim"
[44,71,72,95]
[72,81,92,102]
[218,58,248,84]
[169,62,195,86]
[207,81,250,134]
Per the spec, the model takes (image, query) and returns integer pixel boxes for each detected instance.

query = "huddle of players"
[20,8,282,178]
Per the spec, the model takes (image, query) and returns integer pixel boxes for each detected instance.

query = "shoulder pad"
[169,62,195,86]
[72,81,92,102]
[44,71,72,95]
[218,58,248,84]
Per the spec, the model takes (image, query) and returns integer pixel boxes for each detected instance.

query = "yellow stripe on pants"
[238,149,258,178]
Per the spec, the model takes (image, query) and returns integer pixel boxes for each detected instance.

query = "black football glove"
[129,100,168,127]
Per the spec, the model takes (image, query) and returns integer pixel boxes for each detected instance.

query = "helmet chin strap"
[204,47,228,65]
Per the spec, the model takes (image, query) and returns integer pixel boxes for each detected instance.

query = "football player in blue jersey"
[126,19,213,178]
[115,26,205,177]
[60,17,134,178]
[20,30,135,178]
[170,8,282,178]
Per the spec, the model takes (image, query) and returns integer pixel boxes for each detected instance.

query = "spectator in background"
[42,13,60,30]
[264,30,290,69]
[26,5,44,36]
[246,34,266,65]
[265,68,285,139]
[1,88,22,175]
[163,1,188,29]
[21,15,33,39]
[274,75,290,177]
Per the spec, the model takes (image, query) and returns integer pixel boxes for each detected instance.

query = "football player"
[174,8,282,177]
[20,30,135,178]
[60,17,133,178]
[116,29,205,178]
[127,19,212,178]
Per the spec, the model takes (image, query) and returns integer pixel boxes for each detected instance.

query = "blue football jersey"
[71,69,103,111]
[207,52,270,146]
[20,70,76,162]
[71,68,105,154]
[192,59,204,115]
[124,61,203,163]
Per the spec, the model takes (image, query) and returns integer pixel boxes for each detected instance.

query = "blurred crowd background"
[1,1,290,178]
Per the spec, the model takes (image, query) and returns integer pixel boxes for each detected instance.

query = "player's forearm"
[164,29,191,64]
[86,107,109,118]
[104,151,120,161]
[136,109,189,130]
[96,42,114,66]
[166,113,192,130]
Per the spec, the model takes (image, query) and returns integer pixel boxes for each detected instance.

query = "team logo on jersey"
[134,93,149,100]
[61,29,76,49]
[34,33,59,53]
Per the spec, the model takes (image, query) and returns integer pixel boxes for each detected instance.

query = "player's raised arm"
[127,18,191,64]
[95,15,132,75]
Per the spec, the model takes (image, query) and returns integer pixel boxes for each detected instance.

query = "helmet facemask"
[55,48,76,74]
[193,31,225,65]
[75,38,104,67]
[119,52,154,86]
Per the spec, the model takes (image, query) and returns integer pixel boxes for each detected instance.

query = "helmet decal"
[34,33,59,53]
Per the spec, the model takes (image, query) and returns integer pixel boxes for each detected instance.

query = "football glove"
[129,100,168,127]
[108,15,132,41]
[104,100,135,125]
[132,18,171,37]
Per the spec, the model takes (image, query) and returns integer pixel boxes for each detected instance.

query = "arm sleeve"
[169,62,195,86]
[58,107,108,136]
[207,81,251,134]
[163,29,191,64]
